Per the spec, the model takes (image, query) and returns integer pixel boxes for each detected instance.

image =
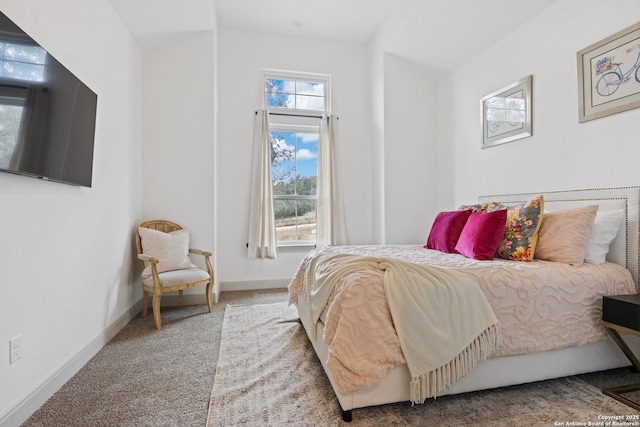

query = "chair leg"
[152,293,162,329]
[141,290,149,317]
[206,282,214,312]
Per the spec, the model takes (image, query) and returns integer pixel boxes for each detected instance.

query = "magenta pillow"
[455,210,508,260]
[425,210,472,253]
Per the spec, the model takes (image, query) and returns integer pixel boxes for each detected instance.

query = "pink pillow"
[455,210,508,260]
[425,210,472,253]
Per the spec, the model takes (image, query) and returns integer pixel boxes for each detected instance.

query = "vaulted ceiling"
[109,0,559,76]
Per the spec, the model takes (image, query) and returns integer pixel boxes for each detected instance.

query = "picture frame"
[577,22,640,123]
[481,75,532,149]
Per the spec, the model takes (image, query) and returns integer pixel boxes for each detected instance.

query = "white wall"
[436,0,640,207]
[216,28,372,287]
[383,53,438,244]
[141,30,218,299]
[5,0,639,422]
[0,0,143,424]
[367,0,427,245]
[368,42,386,244]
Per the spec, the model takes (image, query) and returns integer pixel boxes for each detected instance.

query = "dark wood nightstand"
[602,294,640,410]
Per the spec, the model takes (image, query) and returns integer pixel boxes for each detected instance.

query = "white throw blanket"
[303,253,501,403]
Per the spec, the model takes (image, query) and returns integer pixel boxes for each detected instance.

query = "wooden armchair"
[135,220,214,329]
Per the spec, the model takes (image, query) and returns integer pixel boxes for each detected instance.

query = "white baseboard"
[135,278,288,308]
[129,279,287,309]
[0,301,141,427]
[1,280,283,426]
[219,278,289,292]
[158,293,214,306]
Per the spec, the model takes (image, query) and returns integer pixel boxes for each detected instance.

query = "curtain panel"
[247,109,278,259]
[248,111,348,259]
[316,114,349,247]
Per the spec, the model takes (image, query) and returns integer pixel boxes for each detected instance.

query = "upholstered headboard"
[479,186,640,290]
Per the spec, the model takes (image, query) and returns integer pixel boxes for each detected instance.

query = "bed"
[288,186,640,422]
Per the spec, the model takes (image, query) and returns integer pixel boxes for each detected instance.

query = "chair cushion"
[142,267,210,287]
[138,227,196,278]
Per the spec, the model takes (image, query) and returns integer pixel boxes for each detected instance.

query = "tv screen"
[0,11,97,187]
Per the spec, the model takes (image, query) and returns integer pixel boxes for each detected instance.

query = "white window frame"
[263,69,331,115]
[263,69,330,247]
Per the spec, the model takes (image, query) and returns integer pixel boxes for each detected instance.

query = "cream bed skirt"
[296,293,640,413]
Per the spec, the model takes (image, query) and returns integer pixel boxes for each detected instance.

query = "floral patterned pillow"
[489,195,544,262]
[458,201,506,213]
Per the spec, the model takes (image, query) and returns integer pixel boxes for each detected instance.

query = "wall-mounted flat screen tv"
[0,11,97,187]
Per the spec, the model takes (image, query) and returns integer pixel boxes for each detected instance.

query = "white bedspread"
[288,245,636,395]
[297,252,501,403]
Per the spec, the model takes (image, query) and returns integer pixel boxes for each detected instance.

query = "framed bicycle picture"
[481,75,532,149]
[577,22,640,123]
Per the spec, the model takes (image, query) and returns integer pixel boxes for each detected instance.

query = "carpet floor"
[21,288,640,426]
[207,302,640,426]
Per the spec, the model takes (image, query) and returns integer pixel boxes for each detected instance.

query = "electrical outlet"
[9,335,22,364]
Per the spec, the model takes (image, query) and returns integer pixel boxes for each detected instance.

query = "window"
[264,71,329,245]
[0,86,27,169]
[265,76,327,112]
[0,41,46,82]
[0,42,46,168]
[271,126,318,244]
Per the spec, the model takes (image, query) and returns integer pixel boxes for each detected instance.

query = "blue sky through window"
[265,71,328,243]
[266,78,325,111]
[272,130,318,180]
[295,132,318,177]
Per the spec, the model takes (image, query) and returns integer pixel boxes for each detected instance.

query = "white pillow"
[584,209,624,264]
[138,227,195,278]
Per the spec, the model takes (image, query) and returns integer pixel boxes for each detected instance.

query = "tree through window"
[264,71,329,245]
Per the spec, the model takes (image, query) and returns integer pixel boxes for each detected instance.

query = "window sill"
[277,242,316,249]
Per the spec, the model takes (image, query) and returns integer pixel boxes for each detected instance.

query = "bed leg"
[342,409,352,422]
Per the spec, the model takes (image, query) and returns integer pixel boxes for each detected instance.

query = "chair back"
[136,220,183,266]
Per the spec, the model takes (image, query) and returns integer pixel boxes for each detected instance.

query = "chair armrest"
[189,248,212,257]
[137,254,159,264]
[189,249,214,280]
[137,254,162,288]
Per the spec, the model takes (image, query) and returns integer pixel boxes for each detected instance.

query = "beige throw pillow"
[534,205,598,267]
[138,227,195,278]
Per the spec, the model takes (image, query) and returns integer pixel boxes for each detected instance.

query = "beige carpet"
[207,302,638,426]
[22,290,288,427]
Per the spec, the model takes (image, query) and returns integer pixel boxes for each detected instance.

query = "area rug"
[207,302,635,426]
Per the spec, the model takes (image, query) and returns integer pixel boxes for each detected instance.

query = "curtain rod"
[255,110,339,120]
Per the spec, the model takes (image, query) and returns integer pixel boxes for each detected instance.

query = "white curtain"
[247,110,278,259]
[316,114,349,247]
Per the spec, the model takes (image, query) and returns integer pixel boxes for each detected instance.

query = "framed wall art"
[577,22,640,123]
[481,75,532,149]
